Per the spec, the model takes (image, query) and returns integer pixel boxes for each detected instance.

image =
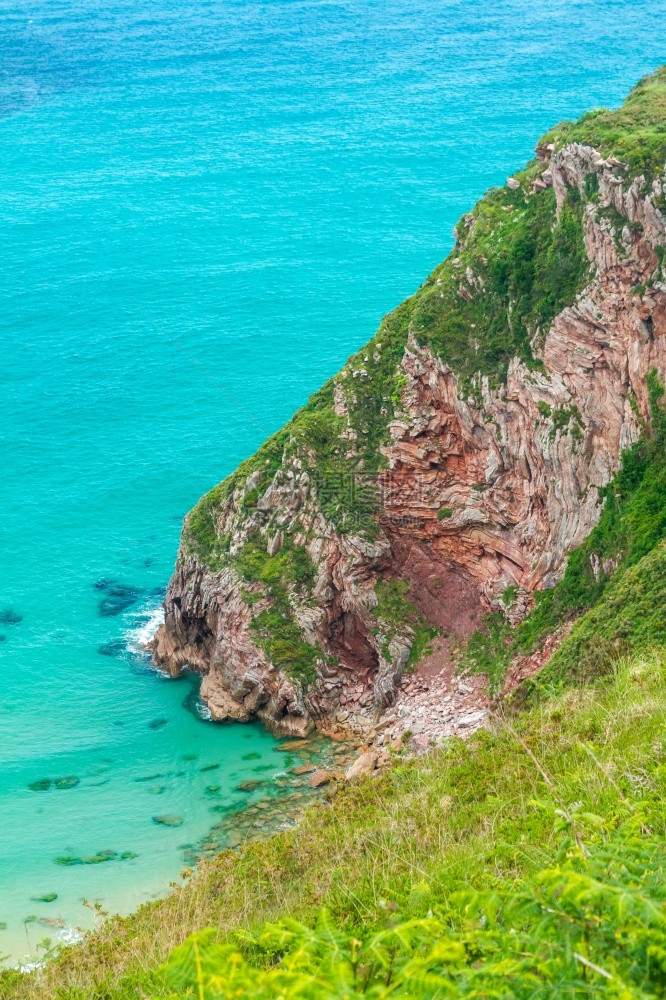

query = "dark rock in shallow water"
[82,850,117,864]
[28,779,52,792]
[54,776,79,790]
[134,773,165,783]
[148,717,168,730]
[31,893,57,903]
[242,752,260,761]
[97,639,127,658]
[200,763,219,772]
[38,917,65,929]
[55,850,117,866]
[94,580,141,617]
[236,780,262,793]
[152,814,183,827]
[55,849,135,867]
[0,609,22,625]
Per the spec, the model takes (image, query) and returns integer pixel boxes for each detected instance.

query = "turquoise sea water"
[1,0,664,965]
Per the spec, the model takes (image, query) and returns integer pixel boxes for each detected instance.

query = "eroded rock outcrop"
[154,77,666,740]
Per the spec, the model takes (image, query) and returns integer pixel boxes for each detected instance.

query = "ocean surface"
[1,0,664,965]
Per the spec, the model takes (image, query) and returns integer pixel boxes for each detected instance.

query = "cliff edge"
[153,69,666,741]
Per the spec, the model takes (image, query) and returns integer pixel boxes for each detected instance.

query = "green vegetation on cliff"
[237,533,321,688]
[543,66,666,182]
[373,579,439,670]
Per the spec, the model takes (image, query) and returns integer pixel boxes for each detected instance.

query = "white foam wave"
[196,699,212,721]
[126,604,165,653]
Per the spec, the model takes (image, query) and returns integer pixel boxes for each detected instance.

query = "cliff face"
[154,71,666,740]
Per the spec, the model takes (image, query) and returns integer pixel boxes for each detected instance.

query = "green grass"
[542,65,666,182]
[5,647,666,999]
[236,533,321,688]
[412,185,589,398]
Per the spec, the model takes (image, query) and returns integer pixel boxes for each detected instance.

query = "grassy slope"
[4,642,666,998]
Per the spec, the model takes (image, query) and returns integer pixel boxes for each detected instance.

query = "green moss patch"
[374,579,439,671]
[237,533,321,689]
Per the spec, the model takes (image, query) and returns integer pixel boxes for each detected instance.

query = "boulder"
[345,751,378,782]
[308,769,332,788]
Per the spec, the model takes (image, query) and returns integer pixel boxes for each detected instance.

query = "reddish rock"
[308,770,331,788]
[345,752,378,782]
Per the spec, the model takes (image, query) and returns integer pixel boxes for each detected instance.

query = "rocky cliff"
[153,69,666,742]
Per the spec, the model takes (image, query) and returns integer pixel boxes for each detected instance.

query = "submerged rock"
[94,580,142,617]
[55,849,118,866]
[236,779,262,793]
[152,815,184,827]
[82,850,118,864]
[241,752,260,761]
[28,779,52,792]
[200,763,220,772]
[148,717,169,730]
[97,640,127,657]
[38,917,65,929]
[0,609,22,625]
[31,893,57,903]
[54,776,80,790]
